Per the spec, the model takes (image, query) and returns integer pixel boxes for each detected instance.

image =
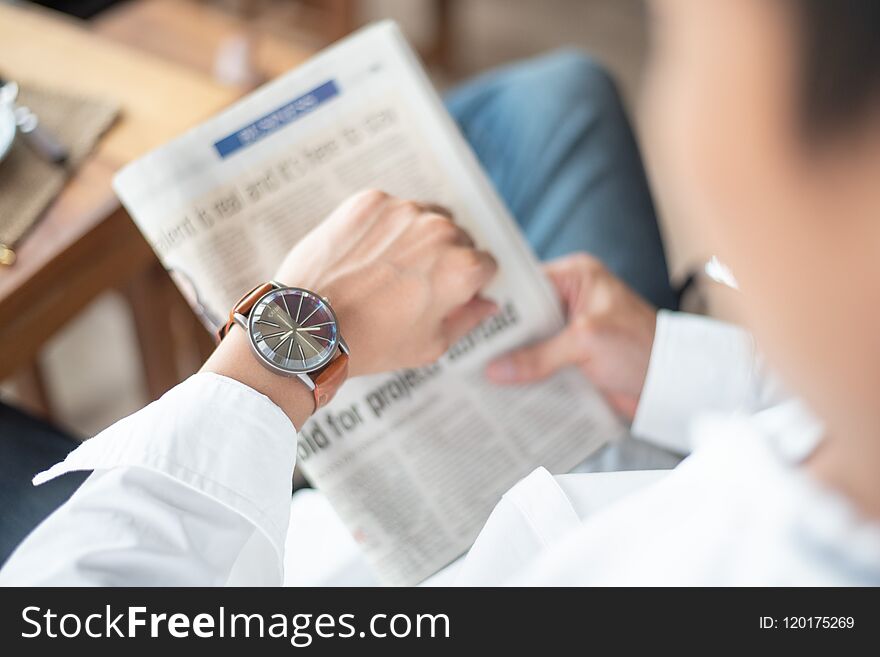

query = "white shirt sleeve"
[0,372,297,586]
[631,310,782,454]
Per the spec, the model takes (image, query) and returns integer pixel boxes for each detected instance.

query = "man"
[2,0,880,585]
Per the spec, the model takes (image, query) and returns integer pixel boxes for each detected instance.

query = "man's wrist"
[202,325,316,430]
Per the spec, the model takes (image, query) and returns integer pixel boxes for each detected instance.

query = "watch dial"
[249,288,338,373]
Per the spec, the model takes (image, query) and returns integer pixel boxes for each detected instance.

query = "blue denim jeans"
[446,50,678,310]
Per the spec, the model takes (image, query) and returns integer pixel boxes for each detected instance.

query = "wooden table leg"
[168,281,217,376]
[322,0,356,42]
[11,359,54,420]
[425,0,454,71]
[123,261,181,401]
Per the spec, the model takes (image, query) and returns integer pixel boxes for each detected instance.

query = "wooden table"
[0,2,247,412]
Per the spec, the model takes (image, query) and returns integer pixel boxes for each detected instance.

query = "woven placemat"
[0,84,119,263]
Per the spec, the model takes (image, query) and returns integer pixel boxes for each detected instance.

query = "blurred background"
[0,0,702,438]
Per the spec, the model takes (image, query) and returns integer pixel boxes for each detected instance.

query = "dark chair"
[0,402,88,566]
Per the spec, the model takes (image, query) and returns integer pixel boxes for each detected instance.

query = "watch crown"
[322,296,329,303]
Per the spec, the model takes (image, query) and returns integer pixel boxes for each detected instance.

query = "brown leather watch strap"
[217,281,349,409]
[216,282,274,343]
[310,352,349,410]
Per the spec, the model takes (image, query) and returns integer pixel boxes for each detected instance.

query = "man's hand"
[274,189,498,378]
[205,190,498,427]
[486,253,656,420]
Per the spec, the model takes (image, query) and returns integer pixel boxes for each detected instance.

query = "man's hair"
[794,0,880,134]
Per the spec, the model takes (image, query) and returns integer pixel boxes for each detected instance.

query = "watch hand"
[294,331,322,354]
[274,330,295,350]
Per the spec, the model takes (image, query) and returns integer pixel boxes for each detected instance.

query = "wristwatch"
[217,281,350,410]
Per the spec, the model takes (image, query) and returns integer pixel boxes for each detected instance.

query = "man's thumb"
[485,328,579,384]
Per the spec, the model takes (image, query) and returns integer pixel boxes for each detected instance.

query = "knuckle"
[426,213,458,239]
[427,210,455,228]
[458,248,485,271]
[397,199,421,215]
[573,252,601,273]
[442,250,491,291]
[572,314,598,337]
[467,251,496,281]
[425,203,454,219]
[357,188,388,204]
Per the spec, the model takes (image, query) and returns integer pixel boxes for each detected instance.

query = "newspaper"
[114,21,623,585]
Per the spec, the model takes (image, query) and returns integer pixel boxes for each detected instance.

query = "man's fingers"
[414,205,475,248]
[443,296,499,345]
[605,391,639,421]
[445,221,476,248]
[543,252,604,279]
[441,246,498,299]
[420,202,454,219]
[486,327,580,384]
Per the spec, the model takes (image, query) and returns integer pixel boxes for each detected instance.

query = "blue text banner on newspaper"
[213,80,339,158]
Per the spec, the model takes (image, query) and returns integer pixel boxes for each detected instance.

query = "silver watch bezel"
[234,283,348,382]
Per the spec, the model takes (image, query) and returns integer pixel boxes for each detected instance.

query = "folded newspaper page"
[114,21,624,585]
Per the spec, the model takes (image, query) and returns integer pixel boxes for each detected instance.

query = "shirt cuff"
[631,311,758,454]
[33,372,297,565]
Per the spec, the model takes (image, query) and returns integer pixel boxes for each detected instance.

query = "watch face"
[248,288,339,374]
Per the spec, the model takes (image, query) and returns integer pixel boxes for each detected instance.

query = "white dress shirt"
[2,311,879,586]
